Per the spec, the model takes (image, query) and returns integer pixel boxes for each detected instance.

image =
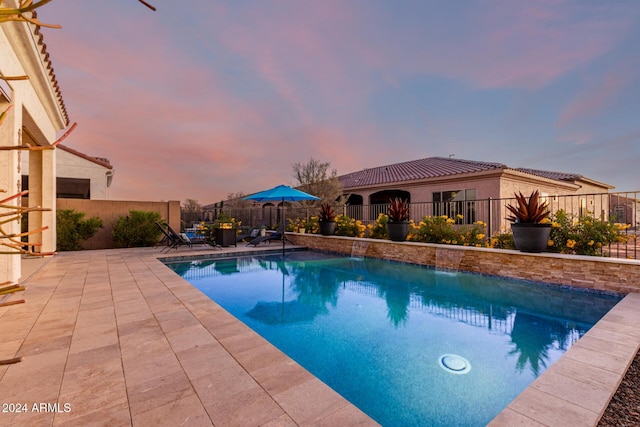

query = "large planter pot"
[214,228,237,247]
[511,223,551,253]
[387,221,409,242]
[319,221,336,236]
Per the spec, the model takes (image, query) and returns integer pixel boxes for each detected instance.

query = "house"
[21,144,114,199]
[338,156,615,232]
[1,12,68,284]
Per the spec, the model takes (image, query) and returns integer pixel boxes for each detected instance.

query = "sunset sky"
[39,0,639,204]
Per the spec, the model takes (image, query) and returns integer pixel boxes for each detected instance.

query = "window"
[433,189,476,224]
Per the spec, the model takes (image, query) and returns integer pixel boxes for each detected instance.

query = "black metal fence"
[182,191,639,259]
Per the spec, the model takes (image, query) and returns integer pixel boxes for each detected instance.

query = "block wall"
[287,233,640,295]
[52,199,180,249]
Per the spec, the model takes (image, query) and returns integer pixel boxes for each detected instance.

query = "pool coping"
[2,245,639,426]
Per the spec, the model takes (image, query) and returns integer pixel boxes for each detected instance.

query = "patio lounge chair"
[157,222,219,252]
[156,222,190,252]
[166,223,217,249]
[247,223,285,246]
[237,228,260,243]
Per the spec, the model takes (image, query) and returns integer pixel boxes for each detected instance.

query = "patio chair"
[156,222,190,252]
[165,223,218,249]
[247,223,286,246]
[237,228,260,243]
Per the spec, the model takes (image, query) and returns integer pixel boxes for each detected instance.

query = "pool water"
[166,251,621,426]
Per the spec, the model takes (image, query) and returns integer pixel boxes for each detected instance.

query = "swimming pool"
[166,251,621,426]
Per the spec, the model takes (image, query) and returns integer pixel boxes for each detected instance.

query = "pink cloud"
[557,74,625,128]
[405,0,631,89]
[558,69,630,129]
[34,1,638,203]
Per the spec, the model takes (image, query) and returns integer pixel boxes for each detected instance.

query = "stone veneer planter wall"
[287,233,640,295]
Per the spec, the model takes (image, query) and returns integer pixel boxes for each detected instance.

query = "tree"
[182,199,202,214]
[291,158,345,206]
[225,192,253,209]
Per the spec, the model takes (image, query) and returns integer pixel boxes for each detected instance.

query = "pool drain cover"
[439,354,471,374]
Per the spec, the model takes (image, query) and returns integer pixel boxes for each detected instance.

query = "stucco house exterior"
[1,9,68,284]
[21,144,114,199]
[339,156,615,233]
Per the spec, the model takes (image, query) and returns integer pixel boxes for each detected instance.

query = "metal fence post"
[487,197,492,238]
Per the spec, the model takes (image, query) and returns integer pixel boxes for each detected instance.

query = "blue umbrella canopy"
[243,185,320,202]
[243,185,319,255]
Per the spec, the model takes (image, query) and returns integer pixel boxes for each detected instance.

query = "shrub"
[112,210,163,247]
[287,217,318,233]
[547,210,629,256]
[409,215,488,247]
[367,213,388,239]
[489,231,516,249]
[335,214,365,237]
[56,209,103,251]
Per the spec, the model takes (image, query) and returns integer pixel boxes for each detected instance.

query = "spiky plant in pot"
[506,190,552,252]
[388,198,410,222]
[318,203,337,235]
[506,190,550,223]
[319,204,337,222]
[387,198,410,241]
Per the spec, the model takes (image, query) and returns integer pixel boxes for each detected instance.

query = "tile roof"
[339,157,507,188]
[32,13,69,126]
[514,168,582,182]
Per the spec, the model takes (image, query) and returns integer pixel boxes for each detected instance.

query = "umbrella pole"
[282,197,286,256]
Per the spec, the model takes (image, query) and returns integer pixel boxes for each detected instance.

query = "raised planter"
[287,233,640,295]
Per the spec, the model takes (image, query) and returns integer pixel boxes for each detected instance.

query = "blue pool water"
[166,251,621,426]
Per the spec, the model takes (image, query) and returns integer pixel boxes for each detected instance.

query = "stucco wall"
[287,233,640,295]
[22,148,112,199]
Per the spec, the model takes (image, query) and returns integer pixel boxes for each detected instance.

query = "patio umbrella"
[243,185,320,255]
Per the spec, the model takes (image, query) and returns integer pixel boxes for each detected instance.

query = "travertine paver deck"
[1,245,377,426]
[1,243,639,426]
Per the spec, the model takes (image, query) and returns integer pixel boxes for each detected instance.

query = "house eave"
[1,14,69,133]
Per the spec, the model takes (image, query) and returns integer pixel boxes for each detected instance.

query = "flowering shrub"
[287,216,319,233]
[489,231,515,249]
[547,210,629,256]
[408,215,488,247]
[367,213,388,239]
[335,214,365,237]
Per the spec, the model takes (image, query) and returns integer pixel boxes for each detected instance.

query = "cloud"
[558,73,627,130]
[33,0,640,203]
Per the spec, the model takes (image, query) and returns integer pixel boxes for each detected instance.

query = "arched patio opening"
[345,194,363,220]
[369,190,410,220]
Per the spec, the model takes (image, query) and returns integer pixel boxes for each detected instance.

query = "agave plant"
[318,203,336,222]
[388,198,409,222]
[506,190,550,224]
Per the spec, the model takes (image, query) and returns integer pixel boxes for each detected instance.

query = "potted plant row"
[387,197,410,241]
[506,190,551,253]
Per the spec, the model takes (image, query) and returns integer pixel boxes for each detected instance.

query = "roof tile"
[339,157,506,188]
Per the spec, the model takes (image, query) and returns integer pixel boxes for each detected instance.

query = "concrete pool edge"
[488,292,640,426]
